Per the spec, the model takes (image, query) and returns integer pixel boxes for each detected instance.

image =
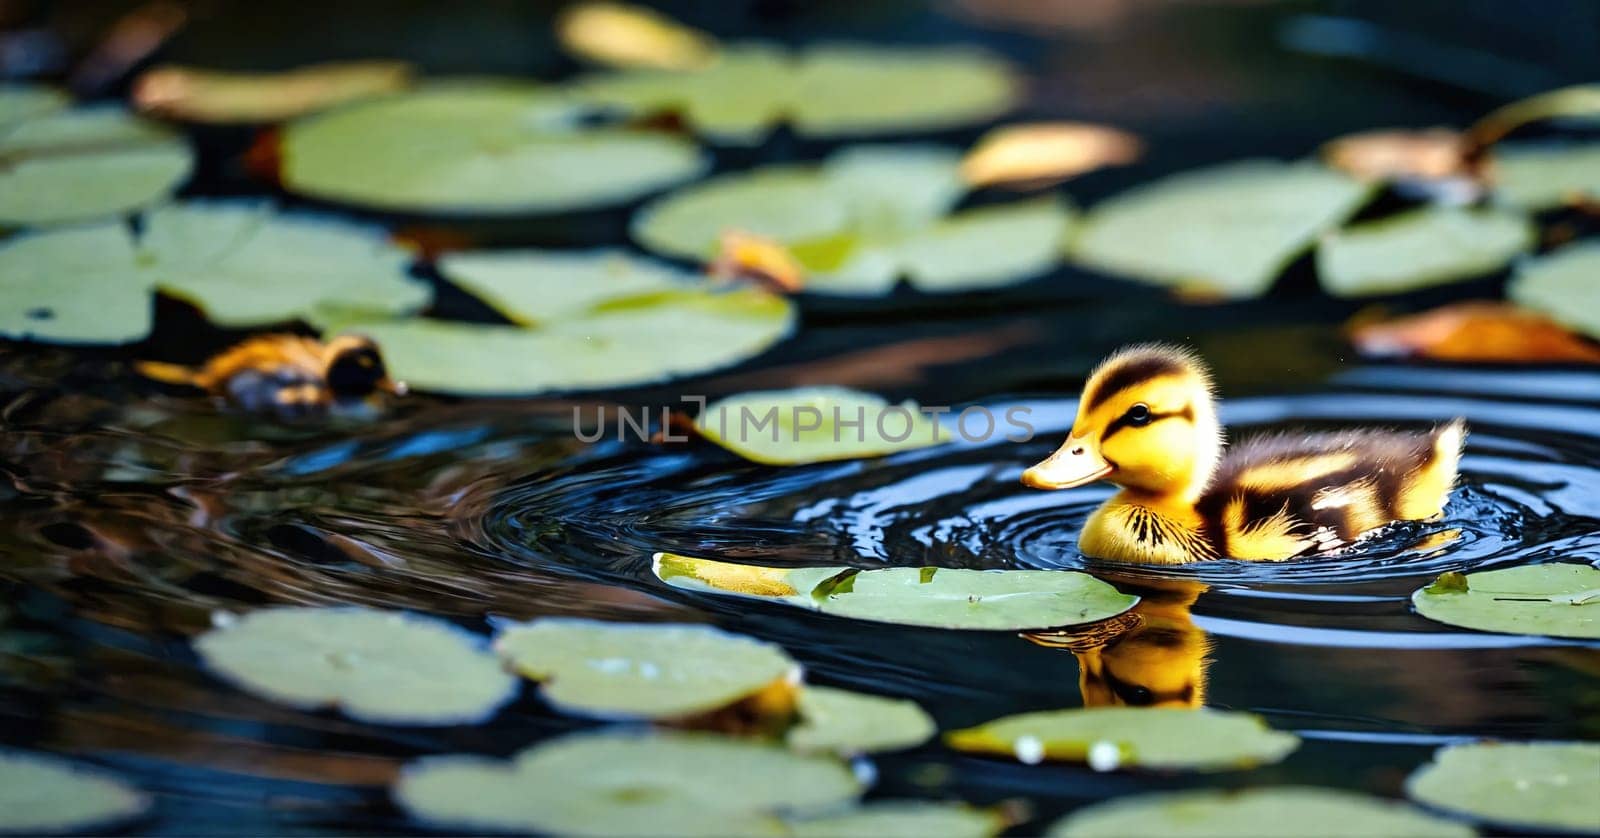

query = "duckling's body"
[136,334,402,417]
[1023,344,1465,563]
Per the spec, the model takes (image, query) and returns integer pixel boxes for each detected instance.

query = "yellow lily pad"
[1492,142,1600,210]
[1050,788,1474,837]
[0,750,149,834]
[1317,207,1533,297]
[395,729,862,836]
[946,707,1299,771]
[1411,563,1600,639]
[493,618,800,719]
[1509,242,1600,341]
[1407,741,1600,833]
[0,105,192,227]
[791,802,1007,838]
[961,121,1143,188]
[694,387,951,464]
[194,606,518,725]
[787,686,936,754]
[436,247,698,324]
[132,60,415,123]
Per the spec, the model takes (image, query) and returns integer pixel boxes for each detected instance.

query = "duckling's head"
[1023,344,1222,499]
[322,335,405,402]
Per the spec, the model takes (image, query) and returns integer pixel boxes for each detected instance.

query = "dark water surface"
[3,0,1600,834]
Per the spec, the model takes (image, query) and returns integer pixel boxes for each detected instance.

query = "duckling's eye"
[1126,403,1153,427]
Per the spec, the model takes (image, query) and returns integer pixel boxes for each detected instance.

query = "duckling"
[1021,344,1465,563]
[136,334,404,417]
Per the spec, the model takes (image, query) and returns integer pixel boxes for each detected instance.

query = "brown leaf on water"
[1322,128,1484,203]
[961,122,1143,189]
[1463,83,1600,158]
[557,1,718,71]
[708,229,806,294]
[133,61,414,124]
[1348,301,1600,364]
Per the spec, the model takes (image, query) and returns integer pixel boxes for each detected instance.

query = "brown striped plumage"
[137,334,402,417]
[1022,344,1466,563]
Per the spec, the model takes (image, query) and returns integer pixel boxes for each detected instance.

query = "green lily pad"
[1070,160,1371,298]
[1411,563,1600,639]
[945,707,1299,771]
[437,247,698,324]
[316,285,793,395]
[493,618,799,719]
[1509,242,1600,340]
[574,42,1017,144]
[694,387,951,464]
[788,686,936,754]
[281,83,707,214]
[0,84,69,129]
[0,105,192,227]
[1317,207,1533,297]
[1492,142,1600,210]
[895,198,1074,292]
[1406,741,1600,833]
[1049,788,1474,837]
[0,224,152,344]
[790,802,1006,838]
[394,729,863,836]
[652,553,1139,631]
[194,606,518,725]
[0,750,150,835]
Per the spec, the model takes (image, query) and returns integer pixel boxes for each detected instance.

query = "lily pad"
[0,224,152,344]
[557,1,718,71]
[0,105,192,227]
[1049,787,1474,837]
[574,43,1017,143]
[695,387,951,464]
[1406,741,1600,833]
[1509,242,1600,340]
[961,121,1143,188]
[394,729,863,836]
[788,686,937,754]
[896,198,1075,292]
[436,247,697,323]
[1492,142,1600,210]
[0,84,69,129]
[653,553,1140,631]
[1070,160,1371,298]
[133,61,415,123]
[0,750,150,835]
[493,618,799,719]
[281,83,707,214]
[316,285,794,395]
[945,707,1299,770]
[791,802,1006,838]
[193,606,518,725]
[1317,207,1533,297]
[1410,563,1600,639]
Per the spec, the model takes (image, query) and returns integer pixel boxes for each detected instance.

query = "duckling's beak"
[1022,435,1113,490]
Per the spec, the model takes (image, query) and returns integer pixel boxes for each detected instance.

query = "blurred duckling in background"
[1023,344,1465,563]
[137,334,404,417]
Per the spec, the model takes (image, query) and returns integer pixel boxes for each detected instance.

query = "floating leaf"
[1492,142,1600,210]
[0,225,151,344]
[962,122,1143,188]
[1049,787,1473,837]
[437,247,697,323]
[1410,563,1600,639]
[788,686,936,754]
[1070,160,1371,298]
[1317,208,1533,297]
[1348,302,1600,364]
[710,230,808,293]
[0,105,192,227]
[694,387,950,464]
[194,606,518,725]
[653,553,1139,631]
[791,802,1006,838]
[0,84,69,129]
[896,198,1073,292]
[1509,241,1600,340]
[493,618,799,719]
[1323,128,1473,187]
[133,61,413,123]
[316,285,793,395]
[281,84,707,214]
[0,750,149,835]
[945,707,1299,770]
[395,729,863,836]
[1466,83,1600,153]
[557,1,717,71]
[1407,741,1600,833]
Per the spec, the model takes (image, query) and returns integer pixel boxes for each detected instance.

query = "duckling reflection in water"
[137,334,404,418]
[1027,580,1210,708]
[1022,343,1466,563]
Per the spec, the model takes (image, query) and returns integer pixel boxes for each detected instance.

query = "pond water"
[2,1,1599,835]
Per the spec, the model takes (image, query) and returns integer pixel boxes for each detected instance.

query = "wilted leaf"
[1407,741,1600,833]
[1466,83,1600,153]
[281,83,707,214]
[493,618,799,719]
[1349,302,1600,363]
[394,729,863,836]
[557,1,717,71]
[791,802,1006,838]
[194,606,519,725]
[1317,207,1532,297]
[694,387,950,464]
[710,230,807,293]
[787,686,936,754]
[1323,128,1472,185]
[437,247,699,323]
[1410,563,1600,639]
[653,553,847,604]
[945,707,1299,770]
[1070,160,1371,298]
[0,105,192,227]
[962,122,1142,188]
[1050,787,1474,838]
[1509,242,1600,340]
[133,61,413,123]
[1491,142,1600,210]
[0,750,150,834]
